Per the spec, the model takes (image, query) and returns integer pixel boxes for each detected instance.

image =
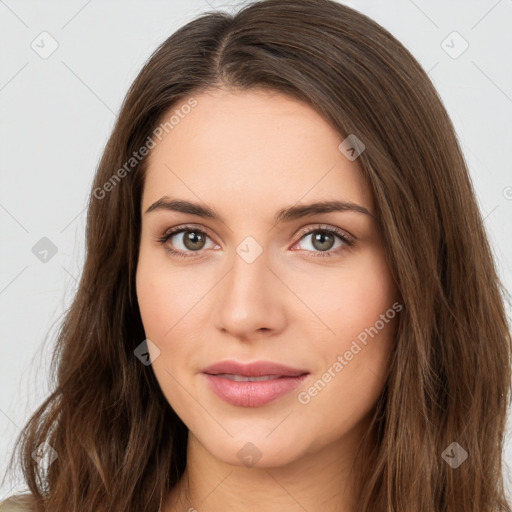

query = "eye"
[291,225,354,258]
[157,225,219,259]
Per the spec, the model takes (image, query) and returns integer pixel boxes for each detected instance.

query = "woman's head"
[136,86,401,473]
[9,1,511,511]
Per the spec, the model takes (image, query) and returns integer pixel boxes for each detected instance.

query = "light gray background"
[1,0,511,500]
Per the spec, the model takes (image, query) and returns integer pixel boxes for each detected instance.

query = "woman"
[2,0,511,510]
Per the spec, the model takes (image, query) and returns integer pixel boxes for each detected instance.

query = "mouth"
[202,359,308,377]
[210,374,290,382]
[202,360,310,407]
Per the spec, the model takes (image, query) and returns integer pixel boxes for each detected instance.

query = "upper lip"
[202,360,309,378]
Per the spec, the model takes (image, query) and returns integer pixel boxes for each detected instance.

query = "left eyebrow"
[144,197,374,223]
[274,200,374,222]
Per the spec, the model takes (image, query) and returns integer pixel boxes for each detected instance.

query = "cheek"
[135,259,191,416]
[301,246,398,412]
[300,245,398,346]
[135,255,191,391]
[136,249,207,341]
[136,270,171,344]
[135,251,208,402]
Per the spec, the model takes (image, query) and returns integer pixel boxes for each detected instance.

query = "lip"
[202,360,310,407]
[203,360,308,378]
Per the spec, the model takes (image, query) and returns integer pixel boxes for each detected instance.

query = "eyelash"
[156,224,354,260]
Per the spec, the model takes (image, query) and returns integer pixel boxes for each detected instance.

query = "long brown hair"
[3,0,511,510]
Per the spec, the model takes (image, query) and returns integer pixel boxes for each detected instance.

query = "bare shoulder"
[0,495,35,512]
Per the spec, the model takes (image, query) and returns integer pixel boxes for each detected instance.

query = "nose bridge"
[213,234,285,338]
[225,236,270,302]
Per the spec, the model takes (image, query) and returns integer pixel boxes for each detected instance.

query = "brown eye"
[294,226,352,257]
[310,231,336,251]
[157,225,218,258]
[181,230,207,251]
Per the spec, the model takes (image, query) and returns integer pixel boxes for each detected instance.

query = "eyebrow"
[144,197,373,223]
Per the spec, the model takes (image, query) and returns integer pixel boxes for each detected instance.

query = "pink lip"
[202,360,310,407]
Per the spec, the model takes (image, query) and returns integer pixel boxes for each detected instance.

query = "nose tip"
[213,252,286,341]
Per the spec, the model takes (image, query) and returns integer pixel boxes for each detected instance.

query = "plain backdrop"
[1,0,511,501]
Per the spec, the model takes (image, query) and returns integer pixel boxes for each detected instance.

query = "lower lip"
[203,373,309,407]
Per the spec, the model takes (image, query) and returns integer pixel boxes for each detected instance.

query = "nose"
[213,245,287,342]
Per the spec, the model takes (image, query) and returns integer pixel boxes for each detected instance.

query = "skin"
[136,88,401,512]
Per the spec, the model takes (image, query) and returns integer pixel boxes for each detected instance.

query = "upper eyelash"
[156,224,354,259]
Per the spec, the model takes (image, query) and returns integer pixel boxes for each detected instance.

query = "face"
[136,88,400,468]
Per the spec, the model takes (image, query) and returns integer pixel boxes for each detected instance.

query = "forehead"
[142,88,373,216]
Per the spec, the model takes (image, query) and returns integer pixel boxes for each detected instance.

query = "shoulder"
[0,495,34,512]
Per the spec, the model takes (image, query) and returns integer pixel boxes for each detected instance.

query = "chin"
[191,418,328,470]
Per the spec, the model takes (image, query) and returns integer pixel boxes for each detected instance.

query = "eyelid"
[293,223,354,244]
[160,223,218,242]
